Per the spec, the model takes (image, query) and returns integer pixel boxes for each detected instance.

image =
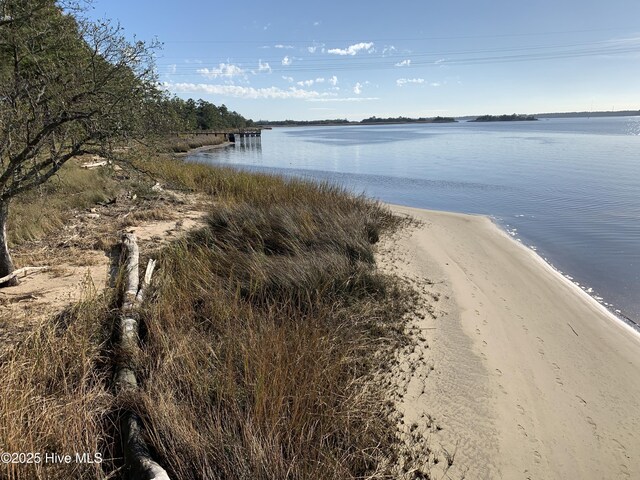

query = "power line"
[154,40,640,75]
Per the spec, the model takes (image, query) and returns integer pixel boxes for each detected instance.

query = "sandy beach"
[379,205,640,479]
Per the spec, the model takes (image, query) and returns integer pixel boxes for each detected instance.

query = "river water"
[187,117,640,327]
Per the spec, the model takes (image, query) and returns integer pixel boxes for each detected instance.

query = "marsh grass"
[1,149,413,479]
[0,284,114,480]
[126,182,412,478]
[163,135,227,153]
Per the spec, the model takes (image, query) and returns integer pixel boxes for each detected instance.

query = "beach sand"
[379,205,640,479]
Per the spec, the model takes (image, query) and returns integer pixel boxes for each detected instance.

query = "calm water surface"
[188,117,640,326]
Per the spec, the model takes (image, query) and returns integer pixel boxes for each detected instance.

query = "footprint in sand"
[612,438,627,454]
[522,324,529,333]
[533,450,542,464]
[495,368,503,376]
[475,328,481,335]
[586,416,598,436]
[516,404,525,415]
[517,424,528,437]
[619,464,631,479]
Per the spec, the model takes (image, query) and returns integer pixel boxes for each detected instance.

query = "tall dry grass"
[0,282,114,480]
[126,185,411,479]
[1,151,412,479]
[162,135,227,153]
[8,160,117,245]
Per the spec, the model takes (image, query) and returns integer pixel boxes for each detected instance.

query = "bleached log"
[121,233,139,310]
[123,413,171,480]
[81,161,108,169]
[116,234,170,480]
[0,266,48,285]
[136,259,156,304]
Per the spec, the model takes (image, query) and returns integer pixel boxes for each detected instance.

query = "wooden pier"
[176,128,262,143]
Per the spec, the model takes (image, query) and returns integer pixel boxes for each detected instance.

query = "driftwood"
[81,160,108,169]
[0,266,48,285]
[116,233,170,480]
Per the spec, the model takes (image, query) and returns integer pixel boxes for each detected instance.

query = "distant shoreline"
[257,110,640,127]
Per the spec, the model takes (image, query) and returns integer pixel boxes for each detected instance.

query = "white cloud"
[282,56,292,66]
[274,44,294,49]
[434,58,446,64]
[353,82,363,94]
[329,75,338,86]
[396,78,425,86]
[257,59,271,73]
[197,63,245,79]
[395,59,411,67]
[382,45,397,55]
[328,42,374,56]
[184,58,203,64]
[168,64,177,74]
[296,77,326,87]
[307,43,325,54]
[163,82,334,100]
[430,82,442,87]
[313,21,321,26]
[282,75,294,82]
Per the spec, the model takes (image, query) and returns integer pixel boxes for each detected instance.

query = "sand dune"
[380,205,640,479]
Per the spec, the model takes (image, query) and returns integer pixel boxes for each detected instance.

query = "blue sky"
[87,0,640,121]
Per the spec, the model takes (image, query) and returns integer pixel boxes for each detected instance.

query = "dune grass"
[133,194,410,479]
[0,150,412,479]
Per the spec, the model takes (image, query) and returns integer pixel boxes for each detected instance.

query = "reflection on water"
[188,117,640,325]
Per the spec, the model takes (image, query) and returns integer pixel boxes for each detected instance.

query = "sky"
[86,0,640,121]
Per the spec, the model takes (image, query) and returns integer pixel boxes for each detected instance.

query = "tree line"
[160,97,253,131]
[257,116,456,127]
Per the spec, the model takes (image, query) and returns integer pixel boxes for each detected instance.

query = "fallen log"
[81,160,108,169]
[116,233,170,480]
[0,266,48,285]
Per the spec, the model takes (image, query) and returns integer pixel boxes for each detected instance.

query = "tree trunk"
[0,201,17,287]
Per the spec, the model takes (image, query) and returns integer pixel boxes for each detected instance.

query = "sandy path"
[380,205,640,480]
[0,204,208,345]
